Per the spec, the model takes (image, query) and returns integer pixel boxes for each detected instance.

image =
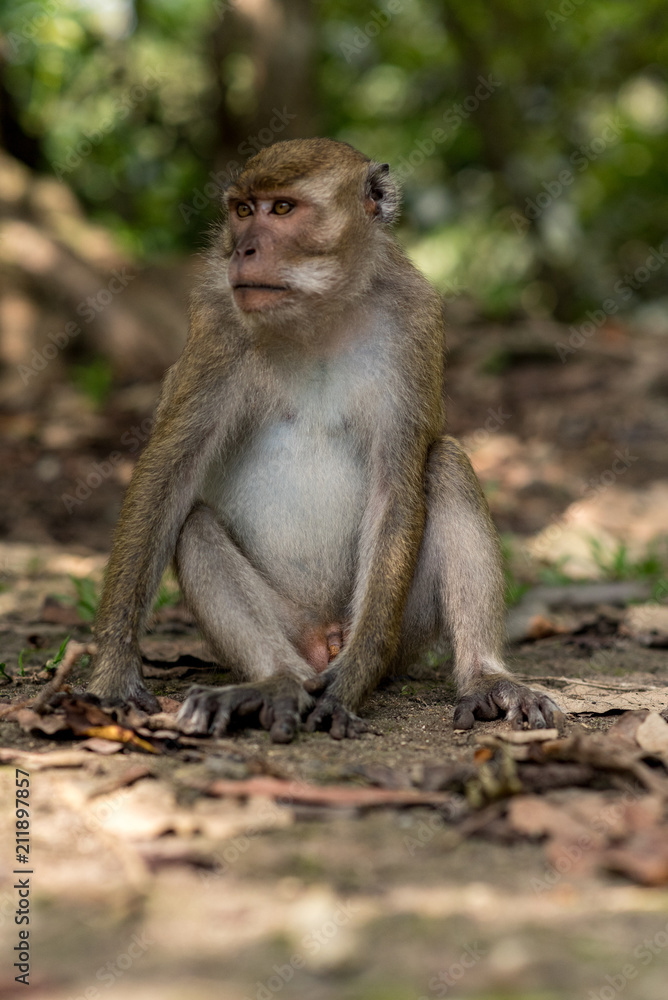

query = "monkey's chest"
[200,418,367,608]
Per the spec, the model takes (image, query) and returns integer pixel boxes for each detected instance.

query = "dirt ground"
[2,598,668,1000]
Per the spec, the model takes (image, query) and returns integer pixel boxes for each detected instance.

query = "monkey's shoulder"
[371,247,445,330]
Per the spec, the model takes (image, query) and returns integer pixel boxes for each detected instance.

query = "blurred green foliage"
[2,0,668,320]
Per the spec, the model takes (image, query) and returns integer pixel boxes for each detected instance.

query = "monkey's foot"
[87,662,161,715]
[177,681,310,744]
[453,677,561,731]
[305,695,368,740]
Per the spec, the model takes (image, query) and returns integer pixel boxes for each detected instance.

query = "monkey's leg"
[175,504,316,743]
[407,436,560,730]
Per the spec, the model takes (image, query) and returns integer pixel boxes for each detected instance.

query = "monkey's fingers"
[305,696,368,740]
[259,695,300,744]
[177,685,216,734]
[210,690,264,736]
[490,680,561,730]
[452,692,500,730]
[177,685,264,736]
[329,705,368,740]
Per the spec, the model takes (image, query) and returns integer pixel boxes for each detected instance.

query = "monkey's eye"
[236,203,252,218]
[272,200,293,216]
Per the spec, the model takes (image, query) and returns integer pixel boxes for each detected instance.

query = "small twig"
[515,674,662,693]
[31,640,97,711]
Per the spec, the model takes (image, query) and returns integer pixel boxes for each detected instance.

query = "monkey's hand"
[303,672,369,740]
[88,649,161,714]
[177,678,313,744]
[453,676,561,731]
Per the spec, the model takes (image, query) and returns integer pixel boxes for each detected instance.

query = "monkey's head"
[221,138,399,319]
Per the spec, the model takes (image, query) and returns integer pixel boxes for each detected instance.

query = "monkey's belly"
[201,423,367,614]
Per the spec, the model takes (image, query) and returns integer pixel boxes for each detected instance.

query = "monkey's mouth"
[233,283,290,292]
[232,283,291,312]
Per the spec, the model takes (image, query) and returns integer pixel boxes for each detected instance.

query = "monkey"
[87,137,559,743]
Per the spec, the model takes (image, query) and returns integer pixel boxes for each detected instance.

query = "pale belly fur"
[200,417,367,616]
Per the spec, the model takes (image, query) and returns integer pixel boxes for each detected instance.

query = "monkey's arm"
[88,351,239,710]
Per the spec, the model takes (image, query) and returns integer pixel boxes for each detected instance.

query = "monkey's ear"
[365,162,400,224]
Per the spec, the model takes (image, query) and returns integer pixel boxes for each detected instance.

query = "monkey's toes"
[454,680,562,730]
[259,695,300,744]
[129,686,161,715]
[177,684,263,736]
[305,696,368,740]
[87,679,160,716]
[503,686,561,730]
[452,692,499,730]
[454,679,561,730]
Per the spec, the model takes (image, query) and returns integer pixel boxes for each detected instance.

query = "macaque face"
[226,190,319,312]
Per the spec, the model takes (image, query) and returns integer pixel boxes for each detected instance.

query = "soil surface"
[2,603,668,1000]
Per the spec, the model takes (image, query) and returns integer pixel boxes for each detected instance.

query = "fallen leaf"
[635,712,668,757]
[604,829,668,886]
[495,729,560,744]
[606,710,650,746]
[508,795,595,842]
[623,604,668,637]
[14,707,70,734]
[77,737,125,754]
[529,682,668,715]
[84,724,159,753]
[527,615,567,640]
[157,697,182,714]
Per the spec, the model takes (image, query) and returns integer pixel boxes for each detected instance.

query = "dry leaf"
[77,737,125,754]
[604,829,668,886]
[495,729,560,744]
[635,713,668,756]
[530,682,668,715]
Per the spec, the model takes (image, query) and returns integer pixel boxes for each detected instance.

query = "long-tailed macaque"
[88,138,559,742]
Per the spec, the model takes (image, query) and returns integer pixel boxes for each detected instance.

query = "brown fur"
[88,139,558,740]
